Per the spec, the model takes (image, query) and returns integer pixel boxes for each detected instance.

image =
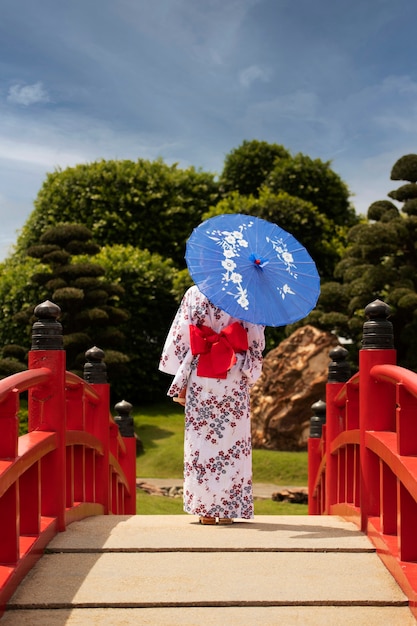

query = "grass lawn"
[134,401,308,515]
[136,491,308,515]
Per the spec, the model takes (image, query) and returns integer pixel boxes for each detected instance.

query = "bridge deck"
[2,514,415,625]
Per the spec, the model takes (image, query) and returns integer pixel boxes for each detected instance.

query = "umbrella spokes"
[186,213,321,326]
[249,253,269,269]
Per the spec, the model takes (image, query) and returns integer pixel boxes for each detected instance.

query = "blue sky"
[1,0,417,259]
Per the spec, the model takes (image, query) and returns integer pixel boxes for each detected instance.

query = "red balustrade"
[0,302,136,616]
[309,300,417,618]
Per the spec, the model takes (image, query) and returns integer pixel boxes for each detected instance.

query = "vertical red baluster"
[0,387,19,563]
[20,463,41,535]
[0,485,19,564]
[398,483,417,562]
[381,462,397,535]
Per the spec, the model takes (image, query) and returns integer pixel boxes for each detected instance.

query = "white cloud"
[7,82,50,106]
[334,74,417,135]
[239,64,271,88]
[380,74,417,96]
[241,90,321,135]
[0,101,174,169]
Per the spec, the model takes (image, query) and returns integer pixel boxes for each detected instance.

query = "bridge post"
[325,346,351,513]
[28,300,67,531]
[114,400,137,514]
[359,299,396,533]
[83,346,111,514]
[308,400,326,514]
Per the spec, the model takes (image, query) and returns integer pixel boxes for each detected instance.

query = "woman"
[159,284,265,524]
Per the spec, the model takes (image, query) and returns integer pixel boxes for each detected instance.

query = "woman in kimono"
[159,284,265,525]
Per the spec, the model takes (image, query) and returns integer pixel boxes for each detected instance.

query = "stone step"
[42,513,375,552]
[2,515,415,625]
[2,606,416,625]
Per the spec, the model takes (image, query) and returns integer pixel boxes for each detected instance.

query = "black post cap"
[31,300,63,350]
[328,345,351,382]
[114,399,135,437]
[84,346,107,384]
[362,299,394,349]
[309,399,326,438]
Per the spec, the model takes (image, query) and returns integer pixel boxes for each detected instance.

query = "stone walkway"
[2,514,415,625]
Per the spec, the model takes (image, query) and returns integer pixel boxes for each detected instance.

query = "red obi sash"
[189,322,248,379]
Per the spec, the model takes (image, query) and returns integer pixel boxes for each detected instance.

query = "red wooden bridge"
[0,301,136,617]
[309,299,417,620]
[1,298,417,623]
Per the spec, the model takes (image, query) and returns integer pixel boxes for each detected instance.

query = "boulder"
[250,325,339,450]
[272,488,308,504]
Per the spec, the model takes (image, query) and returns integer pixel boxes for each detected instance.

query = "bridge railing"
[0,301,136,615]
[308,299,417,617]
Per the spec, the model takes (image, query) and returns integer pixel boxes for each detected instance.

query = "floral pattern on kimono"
[159,285,265,519]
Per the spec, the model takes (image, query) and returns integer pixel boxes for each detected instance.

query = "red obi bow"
[189,322,248,379]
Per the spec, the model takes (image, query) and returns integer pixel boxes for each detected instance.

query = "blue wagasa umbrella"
[185,213,320,327]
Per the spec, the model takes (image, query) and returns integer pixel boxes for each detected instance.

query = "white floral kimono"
[159,285,265,519]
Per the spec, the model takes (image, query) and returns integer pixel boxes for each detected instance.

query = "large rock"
[250,325,339,451]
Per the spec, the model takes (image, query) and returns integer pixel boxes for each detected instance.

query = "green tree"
[0,237,179,403]
[390,154,417,183]
[0,149,357,400]
[266,153,357,227]
[203,188,348,351]
[0,256,43,352]
[315,154,417,368]
[25,224,131,386]
[205,187,344,281]
[91,244,179,403]
[16,159,219,268]
[0,344,28,378]
[219,139,290,196]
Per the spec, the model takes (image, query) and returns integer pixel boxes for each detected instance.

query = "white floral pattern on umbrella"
[208,221,298,313]
[186,213,320,326]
